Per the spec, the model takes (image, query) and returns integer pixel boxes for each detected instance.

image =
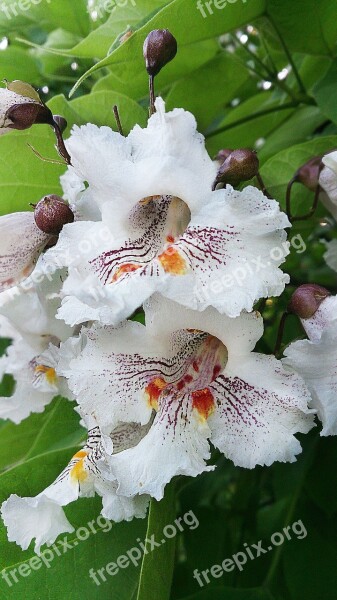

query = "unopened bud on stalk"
[0,80,71,164]
[215,148,233,164]
[288,284,331,319]
[143,29,178,76]
[292,155,323,192]
[34,195,74,235]
[213,149,259,189]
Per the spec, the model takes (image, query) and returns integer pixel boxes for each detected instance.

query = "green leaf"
[311,59,337,124]
[205,94,294,157]
[180,588,274,599]
[70,0,168,59]
[260,135,337,214]
[165,52,249,131]
[0,0,90,36]
[70,0,266,95]
[0,398,85,473]
[91,38,219,101]
[0,46,41,84]
[135,482,176,600]
[0,128,64,215]
[48,90,148,132]
[258,106,325,162]
[266,0,337,55]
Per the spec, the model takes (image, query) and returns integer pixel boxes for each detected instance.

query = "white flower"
[319,150,337,221]
[284,293,337,436]
[0,269,73,423]
[45,98,290,327]
[58,295,314,501]
[321,238,337,274]
[1,419,149,554]
[0,212,50,292]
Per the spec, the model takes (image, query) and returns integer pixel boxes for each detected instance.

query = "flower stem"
[149,75,156,116]
[267,14,307,97]
[274,311,290,358]
[113,105,124,136]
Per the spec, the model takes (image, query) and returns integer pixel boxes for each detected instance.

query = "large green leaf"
[266,0,337,55]
[48,90,148,132]
[70,0,266,95]
[165,52,249,131]
[0,128,64,215]
[0,46,41,84]
[311,59,337,124]
[0,0,90,36]
[71,0,168,59]
[205,93,294,156]
[260,135,337,215]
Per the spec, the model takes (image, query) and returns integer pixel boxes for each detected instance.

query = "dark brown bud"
[292,155,323,192]
[53,115,68,134]
[213,149,259,189]
[34,195,74,235]
[143,29,177,77]
[215,148,233,163]
[288,284,331,319]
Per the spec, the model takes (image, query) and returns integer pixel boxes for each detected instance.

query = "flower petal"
[208,354,315,468]
[284,323,337,436]
[1,494,74,554]
[0,213,49,291]
[103,391,213,501]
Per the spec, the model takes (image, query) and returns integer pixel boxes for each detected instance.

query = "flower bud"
[143,29,177,77]
[34,195,74,235]
[213,149,260,189]
[215,148,233,164]
[292,155,323,192]
[288,284,331,319]
[0,80,53,133]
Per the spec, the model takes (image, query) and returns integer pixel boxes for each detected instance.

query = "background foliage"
[0,1,337,598]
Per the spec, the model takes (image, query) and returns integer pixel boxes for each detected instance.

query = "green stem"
[267,14,307,96]
[205,102,297,139]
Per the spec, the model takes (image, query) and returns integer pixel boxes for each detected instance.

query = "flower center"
[145,332,227,420]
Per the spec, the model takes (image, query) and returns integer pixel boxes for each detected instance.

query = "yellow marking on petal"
[70,450,88,483]
[144,377,167,411]
[158,247,188,275]
[34,364,57,385]
[139,195,162,205]
[111,263,142,283]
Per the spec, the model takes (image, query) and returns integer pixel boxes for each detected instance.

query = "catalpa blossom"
[1,416,149,554]
[0,212,50,292]
[45,98,290,327]
[319,150,337,222]
[0,269,73,423]
[284,285,337,436]
[58,295,314,501]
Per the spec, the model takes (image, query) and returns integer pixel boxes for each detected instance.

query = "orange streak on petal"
[111,263,142,283]
[192,388,215,420]
[158,247,187,275]
[34,364,57,385]
[145,377,167,410]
